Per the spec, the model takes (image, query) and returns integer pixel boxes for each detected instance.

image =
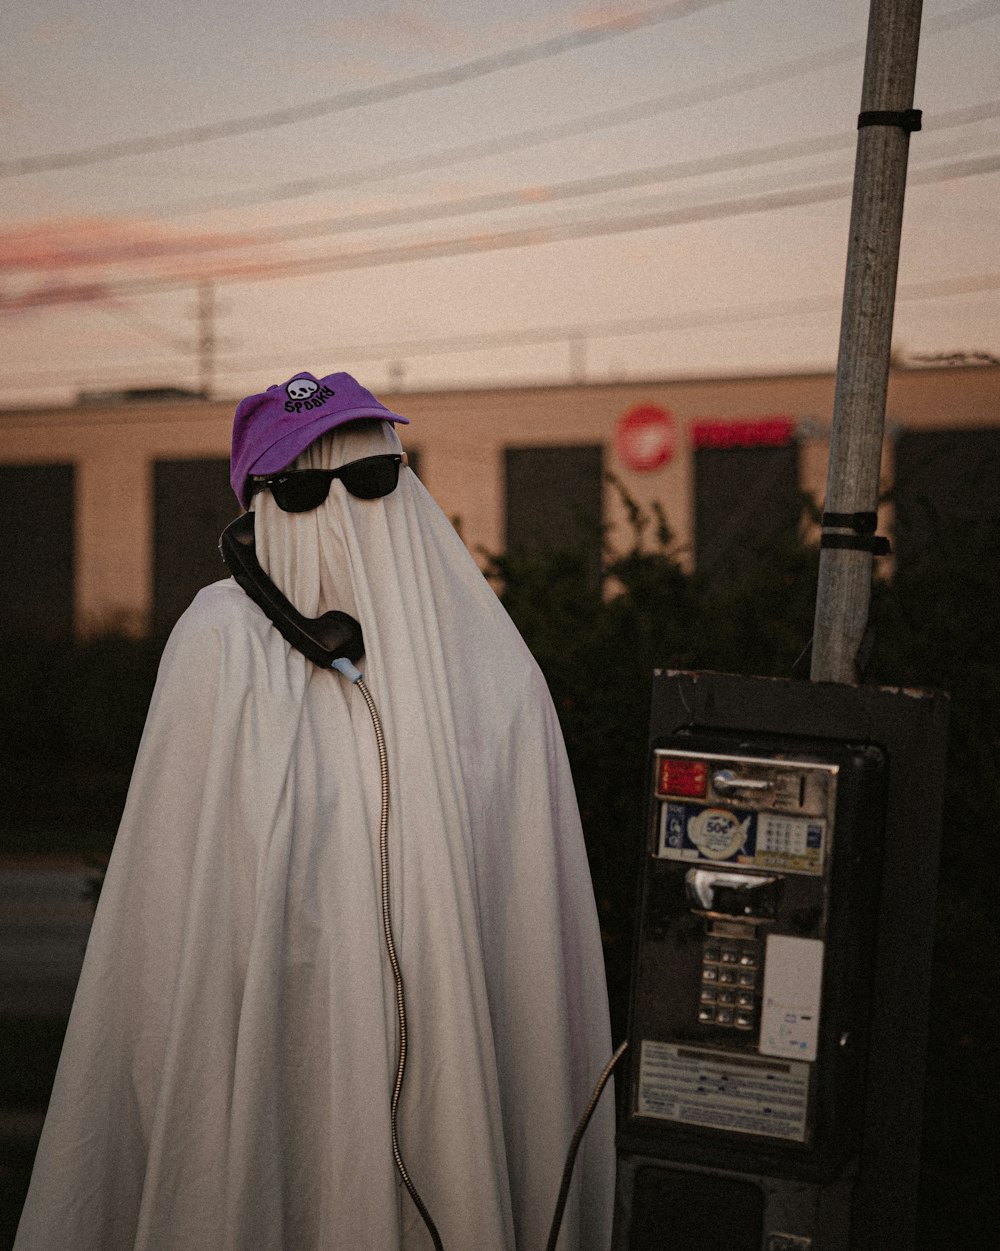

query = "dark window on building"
[153,458,239,636]
[0,463,75,639]
[694,443,801,587]
[893,428,1000,567]
[504,445,603,584]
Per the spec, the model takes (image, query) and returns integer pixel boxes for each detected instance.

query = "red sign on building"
[615,404,677,472]
[690,416,797,449]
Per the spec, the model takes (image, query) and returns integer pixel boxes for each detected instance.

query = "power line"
[12,150,996,302]
[99,303,194,353]
[3,273,996,393]
[138,38,870,219]
[7,182,848,298]
[87,2,1000,221]
[4,0,992,189]
[11,99,999,271]
[4,298,843,383]
[185,277,1000,366]
[0,0,732,178]
[7,141,862,270]
[906,151,1000,187]
[2,141,997,325]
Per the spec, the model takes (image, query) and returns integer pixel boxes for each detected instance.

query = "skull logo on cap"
[286,377,319,402]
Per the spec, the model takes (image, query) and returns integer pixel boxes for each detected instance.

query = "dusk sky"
[1,0,997,407]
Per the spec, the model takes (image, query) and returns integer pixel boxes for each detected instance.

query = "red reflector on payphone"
[657,756,708,798]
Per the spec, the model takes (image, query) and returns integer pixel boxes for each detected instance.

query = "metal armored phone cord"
[545,1039,629,1251]
[333,659,445,1251]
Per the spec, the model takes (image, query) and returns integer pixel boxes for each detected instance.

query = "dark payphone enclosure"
[613,671,949,1251]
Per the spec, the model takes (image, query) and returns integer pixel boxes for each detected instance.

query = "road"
[0,857,105,1248]
[0,858,103,1017]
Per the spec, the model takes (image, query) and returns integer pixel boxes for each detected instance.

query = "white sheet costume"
[15,420,615,1250]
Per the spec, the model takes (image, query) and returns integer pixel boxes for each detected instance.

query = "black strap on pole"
[820,510,891,556]
[857,107,922,131]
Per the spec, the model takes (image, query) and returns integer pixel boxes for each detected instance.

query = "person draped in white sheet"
[14,372,615,1251]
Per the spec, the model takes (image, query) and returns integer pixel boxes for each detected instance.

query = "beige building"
[1,364,997,639]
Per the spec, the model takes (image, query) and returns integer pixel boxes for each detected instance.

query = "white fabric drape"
[15,420,615,1251]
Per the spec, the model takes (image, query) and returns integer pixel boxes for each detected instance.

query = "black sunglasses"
[249,453,407,512]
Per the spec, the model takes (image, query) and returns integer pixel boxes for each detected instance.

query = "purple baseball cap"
[230,370,409,506]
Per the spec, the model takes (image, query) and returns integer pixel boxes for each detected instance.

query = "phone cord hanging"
[544,1039,629,1251]
[346,665,445,1251]
[343,657,624,1251]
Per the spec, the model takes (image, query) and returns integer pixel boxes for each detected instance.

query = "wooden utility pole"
[810,0,923,684]
[197,280,216,400]
[569,333,587,384]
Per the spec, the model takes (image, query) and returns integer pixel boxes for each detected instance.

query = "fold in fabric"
[15,420,615,1250]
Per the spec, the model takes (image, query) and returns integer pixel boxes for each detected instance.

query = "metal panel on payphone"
[623,736,888,1182]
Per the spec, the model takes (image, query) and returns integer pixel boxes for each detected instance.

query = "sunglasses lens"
[270,472,331,513]
[261,456,402,511]
[340,457,401,499]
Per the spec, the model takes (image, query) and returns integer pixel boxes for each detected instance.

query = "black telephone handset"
[219,511,365,668]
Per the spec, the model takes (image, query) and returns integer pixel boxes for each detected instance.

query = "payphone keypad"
[698,938,759,1029]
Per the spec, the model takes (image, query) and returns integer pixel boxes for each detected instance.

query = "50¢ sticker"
[687,807,750,860]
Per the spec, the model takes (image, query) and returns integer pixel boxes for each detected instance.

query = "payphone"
[627,737,885,1178]
[613,671,948,1251]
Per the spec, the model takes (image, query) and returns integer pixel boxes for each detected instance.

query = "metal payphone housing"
[613,671,949,1251]
[629,739,885,1181]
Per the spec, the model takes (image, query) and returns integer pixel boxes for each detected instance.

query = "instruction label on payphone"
[627,741,884,1164]
[637,1041,811,1141]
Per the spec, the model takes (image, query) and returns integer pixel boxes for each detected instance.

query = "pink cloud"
[0,280,111,313]
[0,216,281,273]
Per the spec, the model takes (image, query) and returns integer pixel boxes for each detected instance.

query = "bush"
[484,482,823,1018]
[0,633,163,852]
[488,482,998,1249]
